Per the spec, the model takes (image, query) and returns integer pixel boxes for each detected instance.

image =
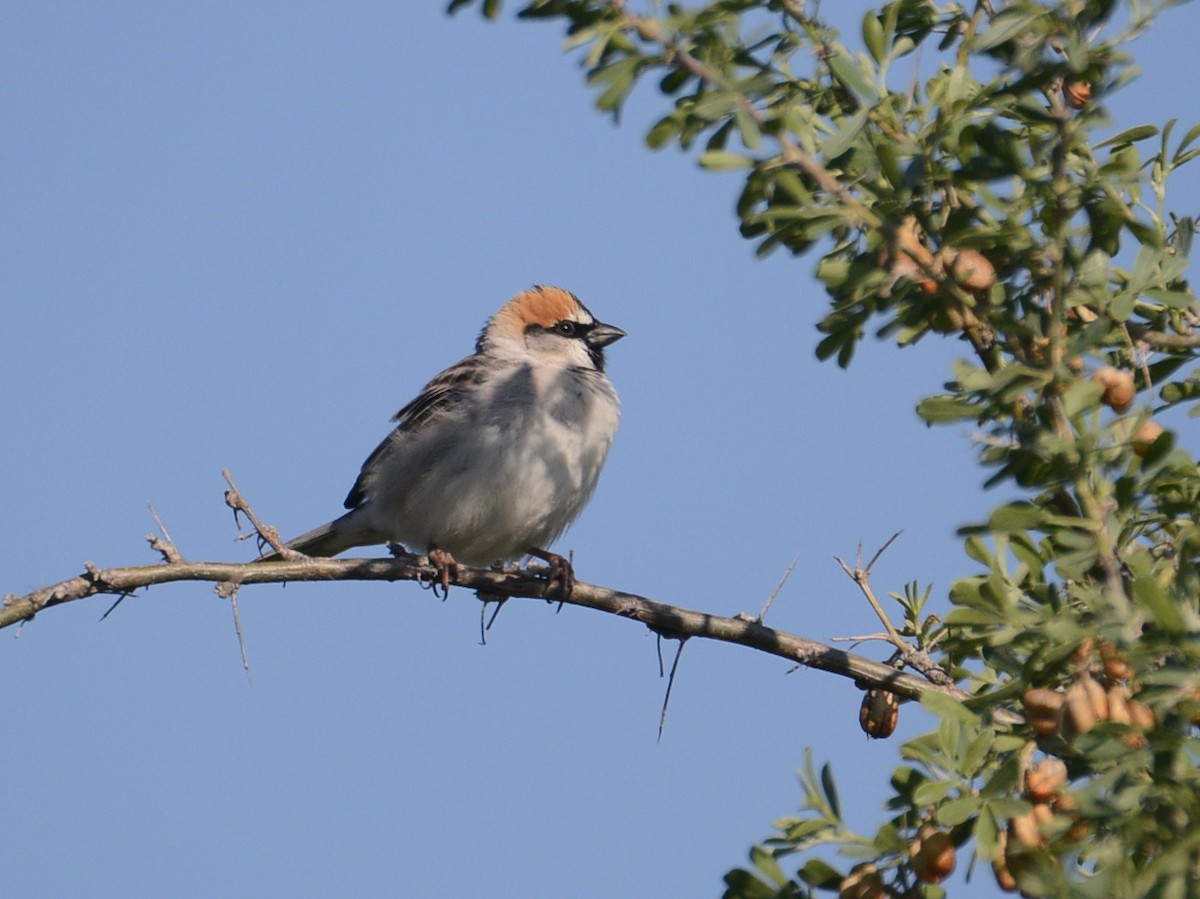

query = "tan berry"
[944,247,997,293]
[1128,699,1156,731]
[1026,758,1068,804]
[992,831,1019,893]
[1100,642,1131,682]
[839,862,887,899]
[1063,679,1099,740]
[1023,688,1065,735]
[1106,684,1132,725]
[1008,810,1044,849]
[1051,793,1089,843]
[910,825,956,884]
[1071,639,1096,665]
[1092,366,1135,413]
[1082,672,1110,720]
[1132,419,1165,456]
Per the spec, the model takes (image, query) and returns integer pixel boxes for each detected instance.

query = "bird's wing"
[342,355,485,510]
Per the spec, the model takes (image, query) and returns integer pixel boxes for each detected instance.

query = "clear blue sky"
[4,3,1197,897]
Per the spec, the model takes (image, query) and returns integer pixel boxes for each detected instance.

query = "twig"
[147,502,184,563]
[222,468,295,559]
[215,580,252,683]
[834,532,908,653]
[1130,328,1200,351]
[832,632,898,646]
[759,554,801,622]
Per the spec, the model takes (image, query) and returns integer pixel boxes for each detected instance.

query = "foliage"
[451,1,1200,895]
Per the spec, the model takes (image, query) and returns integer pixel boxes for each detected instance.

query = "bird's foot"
[427,546,459,599]
[527,547,575,599]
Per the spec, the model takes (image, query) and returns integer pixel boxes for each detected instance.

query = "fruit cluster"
[994,641,1157,894]
[1022,641,1155,746]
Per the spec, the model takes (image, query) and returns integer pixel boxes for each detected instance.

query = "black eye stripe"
[526,320,594,338]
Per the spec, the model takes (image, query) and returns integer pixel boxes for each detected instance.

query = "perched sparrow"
[262,285,625,595]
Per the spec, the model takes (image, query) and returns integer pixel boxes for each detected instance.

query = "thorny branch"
[0,503,998,718]
[2,550,961,702]
[2,473,1027,732]
[835,533,957,689]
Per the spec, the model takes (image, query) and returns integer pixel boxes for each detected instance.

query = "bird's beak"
[587,322,627,348]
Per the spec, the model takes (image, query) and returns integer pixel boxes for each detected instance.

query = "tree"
[437,1,1200,897]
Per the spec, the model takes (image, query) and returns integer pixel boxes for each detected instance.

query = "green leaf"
[827,51,879,104]
[798,858,842,889]
[1172,122,1200,163]
[916,395,978,423]
[820,763,842,821]
[920,690,981,728]
[863,12,887,64]
[963,536,994,567]
[1132,573,1186,633]
[1094,124,1160,150]
[987,502,1042,533]
[822,107,871,161]
[1062,378,1104,418]
[1127,241,1160,295]
[1160,375,1200,405]
[1143,287,1197,309]
[970,9,1042,52]
[698,150,753,171]
[722,868,780,899]
[913,780,956,806]
[749,845,788,887]
[938,795,982,826]
[734,106,762,152]
[973,808,1001,860]
[646,116,681,150]
[1172,147,1200,169]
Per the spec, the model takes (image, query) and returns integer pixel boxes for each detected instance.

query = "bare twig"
[834,532,907,652]
[1131,328,1200,350]
[216,580,252,683]
[759,554,801,622]
[832,632,898,646]
[147,502,184,563]
[222,468,296,559]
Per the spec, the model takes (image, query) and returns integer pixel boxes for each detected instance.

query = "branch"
[3,553,972,707]
[1129,328,1200,351]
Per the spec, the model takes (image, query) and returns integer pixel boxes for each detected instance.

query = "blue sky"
[4,3,1197,897]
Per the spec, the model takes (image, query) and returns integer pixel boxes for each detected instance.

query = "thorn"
[99,591,135,622]
[657,638,688,743]
[758,553,801,622]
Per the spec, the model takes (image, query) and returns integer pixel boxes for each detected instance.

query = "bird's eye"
[555,320,577,337]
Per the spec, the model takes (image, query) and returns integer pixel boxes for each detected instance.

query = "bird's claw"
[528,547,575,599]
[427,547,458,599]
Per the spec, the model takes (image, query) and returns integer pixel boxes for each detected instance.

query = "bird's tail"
[257,510,384,562]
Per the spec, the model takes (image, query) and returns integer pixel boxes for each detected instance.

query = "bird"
[261,285,625,597]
